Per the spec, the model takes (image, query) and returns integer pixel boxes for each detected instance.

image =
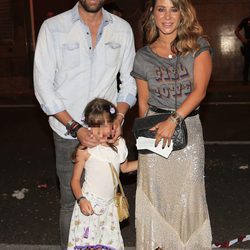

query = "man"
[235,9,250,84]
[33,1,136,249]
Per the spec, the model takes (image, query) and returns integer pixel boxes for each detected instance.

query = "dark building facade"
[0,0,249,94]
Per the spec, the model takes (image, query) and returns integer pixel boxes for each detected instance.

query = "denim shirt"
[33,3,136,138]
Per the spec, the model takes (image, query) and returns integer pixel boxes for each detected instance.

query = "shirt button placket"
[86,31,92,52]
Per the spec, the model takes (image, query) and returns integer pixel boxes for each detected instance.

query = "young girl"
[67,98,137,250]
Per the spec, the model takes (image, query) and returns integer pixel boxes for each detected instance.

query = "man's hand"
[76,127,99,148]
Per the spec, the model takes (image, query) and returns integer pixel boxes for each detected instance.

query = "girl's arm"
[70,147,93,215]
[120,160,138,173]
[71,148,87,200]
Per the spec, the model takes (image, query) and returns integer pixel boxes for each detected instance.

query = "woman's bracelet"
[169,112,183,125]
[117,112,125,119]
[117,112,125,126]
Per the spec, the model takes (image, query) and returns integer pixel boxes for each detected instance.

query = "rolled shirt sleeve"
[116,24,137,107]
[33,22,66,115]
[194,37,213,58]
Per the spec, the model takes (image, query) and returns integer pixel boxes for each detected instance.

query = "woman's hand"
[151,118,177,148]
[79,198,93,216]
[107,118,122,143]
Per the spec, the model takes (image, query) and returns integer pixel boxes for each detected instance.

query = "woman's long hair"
[141,0,204,55]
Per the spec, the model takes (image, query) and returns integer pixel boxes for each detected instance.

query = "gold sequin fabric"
[135,112,212,250]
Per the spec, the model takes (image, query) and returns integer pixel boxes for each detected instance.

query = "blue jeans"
[53,132,79,250]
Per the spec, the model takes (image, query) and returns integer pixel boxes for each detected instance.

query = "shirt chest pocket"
[61,42,80,70]
[105,42,121,67]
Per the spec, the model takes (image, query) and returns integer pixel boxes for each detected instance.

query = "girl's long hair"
[141,0,204,55]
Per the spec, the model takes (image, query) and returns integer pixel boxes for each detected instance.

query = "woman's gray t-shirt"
[131,37,212,110]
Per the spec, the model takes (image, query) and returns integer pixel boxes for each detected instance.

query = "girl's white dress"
[67,138,128,250]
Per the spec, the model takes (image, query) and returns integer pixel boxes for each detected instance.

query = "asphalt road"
[0,82,250,249]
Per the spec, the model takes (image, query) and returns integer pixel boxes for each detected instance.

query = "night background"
[0,0,249,249]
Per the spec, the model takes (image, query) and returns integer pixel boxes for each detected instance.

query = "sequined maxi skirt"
[135,113,212,250]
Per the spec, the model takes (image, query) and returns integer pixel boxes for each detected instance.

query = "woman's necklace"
[154,39,174,59]
[151,46,174,59]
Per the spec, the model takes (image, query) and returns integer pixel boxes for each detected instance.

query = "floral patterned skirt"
[67,188,124,250]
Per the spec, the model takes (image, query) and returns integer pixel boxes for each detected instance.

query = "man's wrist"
[65,119,83,138]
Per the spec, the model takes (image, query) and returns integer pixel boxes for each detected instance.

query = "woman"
[131,0,212,249]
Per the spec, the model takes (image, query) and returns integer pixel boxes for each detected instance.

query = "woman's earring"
[151,13,155,22]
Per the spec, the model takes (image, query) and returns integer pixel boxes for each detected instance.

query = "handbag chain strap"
[109,163,126,199]
[174,54,179,111]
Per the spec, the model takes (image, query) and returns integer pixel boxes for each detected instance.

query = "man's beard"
[79,0,104,13]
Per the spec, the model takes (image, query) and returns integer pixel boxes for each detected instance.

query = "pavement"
[0,79,250,249]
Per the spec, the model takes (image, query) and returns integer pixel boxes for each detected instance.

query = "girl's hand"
[151,118,177,148]
[79,198,93,216]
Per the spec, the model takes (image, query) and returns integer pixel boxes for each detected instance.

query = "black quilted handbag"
[132,113,187,152]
